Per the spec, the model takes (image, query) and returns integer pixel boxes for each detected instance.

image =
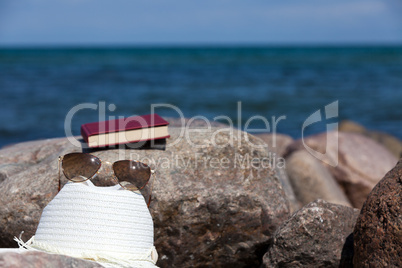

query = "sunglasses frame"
[58,153,155,207]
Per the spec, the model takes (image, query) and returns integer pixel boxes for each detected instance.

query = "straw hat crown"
[19,181,158,268]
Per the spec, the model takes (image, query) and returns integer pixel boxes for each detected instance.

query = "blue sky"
[0,0,401,46]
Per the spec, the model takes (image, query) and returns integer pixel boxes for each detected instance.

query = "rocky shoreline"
[0,120,400,267]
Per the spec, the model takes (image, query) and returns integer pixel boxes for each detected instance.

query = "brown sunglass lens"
[62,153,101,182]
[113,160,151,190]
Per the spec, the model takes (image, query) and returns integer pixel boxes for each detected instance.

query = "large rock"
[0,127,290,267]
[353,159,402,267]
[167,120,299,213]
[263,199,360,268]
[286,131,398,208]
[0,137,73,247]
[254,133,299,212]
[0,137,68,183]
[275,165,300,213]
[254,133,294,157]
[0,251,104,268]
[339,120,402,158]
[286,150,351,207]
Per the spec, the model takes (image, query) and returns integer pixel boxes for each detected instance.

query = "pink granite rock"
[286,150,351,207]
[353,159,402,267]
[0,251,104,268]
[287,131,398,208]
[339,120,402,158]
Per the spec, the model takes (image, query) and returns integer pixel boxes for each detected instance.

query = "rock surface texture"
[353,159,402,267]
[254,133,299,212]
[339,120,402,158]
[286,150,351,207]
[0,127,290,267]
[254,133,294,157]
[0,251,104,268]
[263,199,360,268]
[287,131,398,208]
[274,166,300,213]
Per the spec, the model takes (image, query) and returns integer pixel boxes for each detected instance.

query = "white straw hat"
[15,180,158,268]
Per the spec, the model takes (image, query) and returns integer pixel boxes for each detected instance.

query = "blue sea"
[0,46,401,148]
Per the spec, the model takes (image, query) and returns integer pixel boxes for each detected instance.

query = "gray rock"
[286,150,352,207]
[263,199,360,268]
[0,127,290,267]
[0,137,68,183]
[353,159,402,267]
[254,133,294,157]
[275,166,300,214]
[166,120,299,212]
[252,133,299,213]
[0,251,104,268]
[0,138,73,248]
[286,131,398,208]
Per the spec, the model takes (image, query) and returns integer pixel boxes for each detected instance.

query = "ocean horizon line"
[1,42,402,50]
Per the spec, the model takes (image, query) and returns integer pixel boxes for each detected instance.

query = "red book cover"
[81,114,170,147]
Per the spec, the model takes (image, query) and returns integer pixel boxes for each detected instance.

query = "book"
[81,114,170,148]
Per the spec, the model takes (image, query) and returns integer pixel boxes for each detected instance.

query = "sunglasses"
[58,152,155,207]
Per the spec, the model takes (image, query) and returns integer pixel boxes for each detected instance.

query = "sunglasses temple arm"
[58,157,61,192]
[147,173,155,208]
